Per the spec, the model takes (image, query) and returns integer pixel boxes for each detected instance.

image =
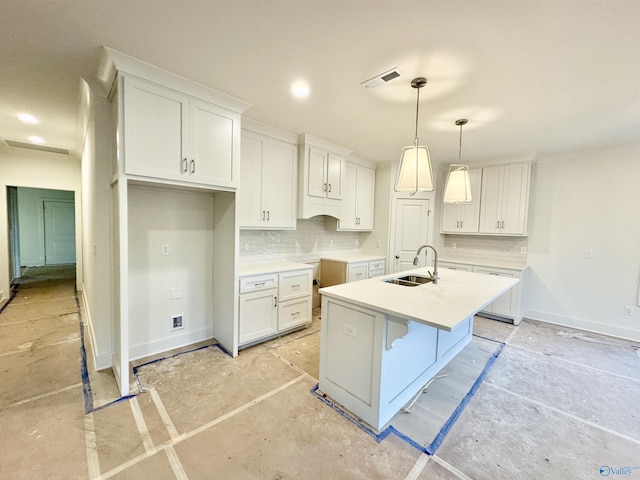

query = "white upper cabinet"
[479,162,531,235]
[338,162,375,231]
[440,168,482,234]
[239,126,297,229]
[298,134,351,219]
[122,74,240,189]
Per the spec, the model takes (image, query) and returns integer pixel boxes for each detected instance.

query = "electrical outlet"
[243,242,249,253]
[171,314,184,330]
[623,305,633,316]
[452,242,457,249]
[161,244,170,256]
[329,240,334,247]
[343,324,357,338]
[520,246,527,254]
[355,239,359,247]
[376,240,382,248]
[584,250,593,259]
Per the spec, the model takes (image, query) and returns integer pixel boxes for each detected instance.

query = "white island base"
[319,296,472,431]
[318,267,518,432]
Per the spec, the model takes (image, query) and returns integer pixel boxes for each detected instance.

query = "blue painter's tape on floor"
[425,342,505,455]
[75,292,94,414]
[312,341,506,456]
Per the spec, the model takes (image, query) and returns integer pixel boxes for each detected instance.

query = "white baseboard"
[129,326,215,362]
[525,309,640,343]
[78,289,112,371]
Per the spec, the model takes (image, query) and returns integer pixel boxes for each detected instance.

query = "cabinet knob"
[395,255,400,259]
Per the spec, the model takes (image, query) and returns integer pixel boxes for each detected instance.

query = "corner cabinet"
[239,125,297,229]
[297,134,351,219]
[478,163,531,235]
[320,255,386,287]
[122,74,240,189]
[238,263,313,347]
[338,162,375,231]
[440,169,482,234]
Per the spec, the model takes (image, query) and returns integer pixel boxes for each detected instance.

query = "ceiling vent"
[3,139,69,155]
[361,67,402,89]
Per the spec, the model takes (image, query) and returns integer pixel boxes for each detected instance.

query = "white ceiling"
[1,0,639,166]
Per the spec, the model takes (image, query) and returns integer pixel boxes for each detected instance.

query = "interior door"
[391,198,430,273]
[43,200,76,265]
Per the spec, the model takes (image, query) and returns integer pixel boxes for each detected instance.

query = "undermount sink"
[383,274,434,287]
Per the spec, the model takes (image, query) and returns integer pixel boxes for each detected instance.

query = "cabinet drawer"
[278,297,312,331]
[369,269,384,278]
[279,269,312,301]
[369,260,385,271]
[348,263,368,283]
[239,274,278,294]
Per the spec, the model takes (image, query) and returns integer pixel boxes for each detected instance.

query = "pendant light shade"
[443,119,472,204]
[394,77,434,194]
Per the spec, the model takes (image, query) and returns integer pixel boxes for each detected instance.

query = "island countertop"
[318,266,519,331]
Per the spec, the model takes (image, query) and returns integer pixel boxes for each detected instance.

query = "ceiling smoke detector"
[361,67,402,89]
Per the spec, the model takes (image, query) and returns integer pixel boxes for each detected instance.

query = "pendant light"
[443,119,472,204]
[394,77,434,195]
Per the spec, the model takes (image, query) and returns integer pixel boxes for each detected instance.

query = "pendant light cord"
[458,122,463,163]
[414,86,420,147]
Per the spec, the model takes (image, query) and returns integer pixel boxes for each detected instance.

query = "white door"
[43,200,76,265]
[391,198,430,273]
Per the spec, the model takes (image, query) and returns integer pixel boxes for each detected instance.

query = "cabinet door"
[238,289,277,345]
[355,166,375,229]
[278,297,312,331]
[347,263,368,282]
[478,166,504,234]
[238,132,265,227]
[189,98,237,187]
[123,76,187,180]
[308,146,328,198]
[339,163,358,229]
[440,203,460,233]
[457,169,482,233]
[500,163,530,235]
[326,153,344,199]
[262,139,297,228]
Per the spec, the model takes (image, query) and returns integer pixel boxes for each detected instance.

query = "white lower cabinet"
[238,264,313,347]
[438,261,525,324]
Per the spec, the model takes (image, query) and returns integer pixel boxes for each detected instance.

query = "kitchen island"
[318,267,518,430]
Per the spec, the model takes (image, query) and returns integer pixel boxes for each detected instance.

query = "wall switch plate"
[343,324,357,338]
[376,240,382,248]
[170,287,183,299]
[161,244,170,256]
[584,250,593,259]
[171,314,184,330]
[355,239,359,247]
[520,246,527,254]
[623,305,633,316]
[329,240,334,247]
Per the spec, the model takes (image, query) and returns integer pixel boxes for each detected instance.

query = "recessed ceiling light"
[291,82,310,99]
[28,135,45,144]
[18,113,39,124]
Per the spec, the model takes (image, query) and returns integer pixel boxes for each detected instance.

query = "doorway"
[390,197,431,274]
[6,186,76,284]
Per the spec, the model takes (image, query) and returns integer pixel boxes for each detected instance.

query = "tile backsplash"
[239,217,365,265]
[441,234,528,266]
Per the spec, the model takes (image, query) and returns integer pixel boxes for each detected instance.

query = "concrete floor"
[1,267,639,479]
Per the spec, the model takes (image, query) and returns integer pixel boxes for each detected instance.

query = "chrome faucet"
[413,244,439,284]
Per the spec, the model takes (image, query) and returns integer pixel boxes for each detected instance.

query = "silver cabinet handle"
[182,157,188,173]
[328,183,332,192]
[501,220,505,229]
[496,220,500,229]
[291,311,300,316]
[254,282,265,287]
[190,159,195,174]
[262,210,266,221]
[323,183,327,192]
[460,221,463,228]
[266,210,270,221]
[274,297,278,307]
[291,284,301,288]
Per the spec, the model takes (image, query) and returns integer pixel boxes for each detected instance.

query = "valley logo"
[600,465,640,476]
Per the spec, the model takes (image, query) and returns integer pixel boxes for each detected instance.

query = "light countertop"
[319,267,518,331]
[438,255,528,271]
[320,253,385,264]
[239,261,313,276]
